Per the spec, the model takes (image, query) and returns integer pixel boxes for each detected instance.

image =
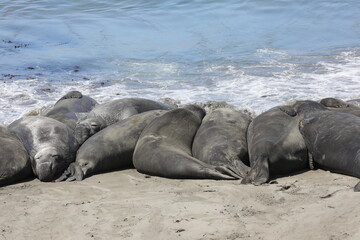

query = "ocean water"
[1,0,360,125]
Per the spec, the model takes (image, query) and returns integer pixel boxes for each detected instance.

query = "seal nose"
[36,162,53,182]
[75,125,90,145]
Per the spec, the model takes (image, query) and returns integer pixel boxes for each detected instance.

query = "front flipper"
[308,152,315,170]
[241,155,269,185]
[55,163,84,182]
[354,181,360,192]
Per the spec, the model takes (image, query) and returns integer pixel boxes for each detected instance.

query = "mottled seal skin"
[320,97,360,117]
[241,106,308,185]
[0,126,32,186]
[75,98,173,145]
[56,110,167,181]
[8,116,78,182]
[282,100,360,192]
[133,105,236,180]
[192,108,251,179]
[45,91,98,131]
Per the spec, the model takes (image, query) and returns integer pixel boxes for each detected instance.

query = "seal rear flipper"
[241,155,269,185]
[215,165,241,179]
[354,181,360,192]
[56,91,83,103]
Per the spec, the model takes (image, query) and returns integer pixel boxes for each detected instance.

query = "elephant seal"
[0,126,32,186]
[133,105,236,180]
[241,106,308,185]
[45,91,98,130]
[8,116,78,182]
[192,108,251,179]
[75,98,173,145]
[56,110,167,181]
[282,100,360,192]
[320,97,360,117]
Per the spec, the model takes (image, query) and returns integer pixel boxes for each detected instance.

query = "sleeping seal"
[0,126,32,186]
[282,100,360,192]
[75,98,173,145]
[241,106,308,185]
[133,105,236,180]
[56,110,167,181]
[192,108,251,179]
[320,97,360,117]
[45,91,98,130]
[8,116,77,182]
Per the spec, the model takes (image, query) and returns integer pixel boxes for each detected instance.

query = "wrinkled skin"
[75,98,172,145]
[241,106,308,185]
[56,110,167,181]
[192,108,252,179]
[8,116,77,182]
[0,126,32,186]
[283,100,360,192]
[133,105,237,180]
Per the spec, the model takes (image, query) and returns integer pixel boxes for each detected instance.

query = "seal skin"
[133,105,236,180]
[241,106,308,185]
[8,116,78,182]
[320,97,360,117]
[45,91,98,131]
[56,110,167,181]
[0,126,32,186]
[192,108,251,179]
[283,100,360,192]
[75,98,173,145]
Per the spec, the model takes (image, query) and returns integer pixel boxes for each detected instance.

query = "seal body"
[133,105,236,180]
[242,106,308,185]
[45,91,98,130]
[57,110,167,181]
[192,108,251,178]
[284,100,360,191]
[8,116,77,182]
[0,126,31,186]
[75,98,172,145]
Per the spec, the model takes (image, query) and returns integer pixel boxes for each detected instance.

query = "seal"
[56,110,167,181]
[75,98,173,145]
[8,116,78,182]
[0,126,32,186]
[192,108,251,179]
[282,100,360,192]
[320,97,360,117]
[133,105,236,180]
[45,91,98,130]
[241,106,308,185]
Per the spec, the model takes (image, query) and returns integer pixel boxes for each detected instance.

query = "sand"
[0,169,360,240]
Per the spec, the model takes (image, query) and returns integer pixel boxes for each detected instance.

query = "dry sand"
[1,169,360,240]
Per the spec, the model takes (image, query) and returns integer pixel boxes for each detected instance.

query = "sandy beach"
[1,168,359,240]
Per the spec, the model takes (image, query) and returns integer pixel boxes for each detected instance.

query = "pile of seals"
[1,91,360,192]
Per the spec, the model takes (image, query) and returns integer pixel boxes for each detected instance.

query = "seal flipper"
[320,98,349,108]
[241,155,269,185]
[354,181,360,192]
[55,162,84,182]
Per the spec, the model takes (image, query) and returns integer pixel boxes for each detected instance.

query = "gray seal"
[45,91,98,130]
[56,110,167,181]
[133,105,236,180]
[0,126,32,186]
[320,97,360,117]
[8,116,78,182]
[75,98,173,145]
[241,106,308,185]
[192,108,251,179]
[282,100,360,192]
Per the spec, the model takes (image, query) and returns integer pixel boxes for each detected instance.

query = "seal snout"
[75,124,90,145]
[34,148,62,182]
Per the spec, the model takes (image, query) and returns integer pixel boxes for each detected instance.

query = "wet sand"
[0,169,359,240]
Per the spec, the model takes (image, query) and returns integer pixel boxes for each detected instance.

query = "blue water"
[1,0,360,124]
